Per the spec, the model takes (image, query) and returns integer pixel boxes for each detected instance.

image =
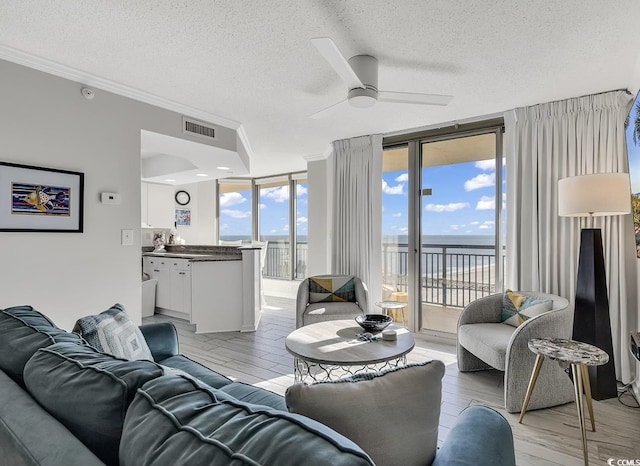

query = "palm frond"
[634,101,640,145]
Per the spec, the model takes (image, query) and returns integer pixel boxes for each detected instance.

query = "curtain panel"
[331,134,383,312]
[505,90,637,383]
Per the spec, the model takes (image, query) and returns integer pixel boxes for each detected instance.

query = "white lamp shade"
[558,173,631,217]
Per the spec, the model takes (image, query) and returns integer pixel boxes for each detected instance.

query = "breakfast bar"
[143,245,262,333]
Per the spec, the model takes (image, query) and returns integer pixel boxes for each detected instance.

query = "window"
[218,180,252,242]
[217,172,308,280]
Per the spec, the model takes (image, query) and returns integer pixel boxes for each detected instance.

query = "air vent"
[183,117,216,140]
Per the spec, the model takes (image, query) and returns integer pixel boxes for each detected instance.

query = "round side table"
[519,338,609,466]
[375,301,407,327]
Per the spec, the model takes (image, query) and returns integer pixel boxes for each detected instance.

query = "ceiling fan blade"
[310,37,364,90]
[307,98,348,119]
[378,91,453,106]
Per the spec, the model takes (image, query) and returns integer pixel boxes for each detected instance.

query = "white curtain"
[505,90,638,383]
[331,134,383,313]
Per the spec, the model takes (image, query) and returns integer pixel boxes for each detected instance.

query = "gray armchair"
[457,292,575,413]
[296,275,368,328]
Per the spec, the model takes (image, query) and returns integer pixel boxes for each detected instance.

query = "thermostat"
[101,192,121,205]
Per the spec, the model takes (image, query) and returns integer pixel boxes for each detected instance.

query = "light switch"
[121,229,134,246]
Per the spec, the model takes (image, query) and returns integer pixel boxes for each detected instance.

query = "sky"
[382,159,505,238]
[219,183,307,239]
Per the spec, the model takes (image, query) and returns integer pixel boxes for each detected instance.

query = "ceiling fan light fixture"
[348,87,377,108]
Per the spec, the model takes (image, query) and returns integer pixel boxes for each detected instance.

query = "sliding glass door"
[420,131,504,333]
[382,123,505,335]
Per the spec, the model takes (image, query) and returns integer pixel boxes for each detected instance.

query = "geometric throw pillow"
[72,303,153,361]
[308,276,356,303]
[285,360,445,466]
[501,290,553,327]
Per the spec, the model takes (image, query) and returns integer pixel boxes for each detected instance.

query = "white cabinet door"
[145,182,175,228]
[170,268,191,314]
[146,257,171,309]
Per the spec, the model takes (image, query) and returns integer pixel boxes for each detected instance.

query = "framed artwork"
[627,91,640,257]
[175,208,191,226]
[0,162,84,232]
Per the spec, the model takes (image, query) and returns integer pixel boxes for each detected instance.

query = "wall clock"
[175,190,190,206]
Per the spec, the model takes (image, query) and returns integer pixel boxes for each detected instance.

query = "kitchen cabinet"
[142,182,174,228]
[142,248,261,333]
[144,257,191,320]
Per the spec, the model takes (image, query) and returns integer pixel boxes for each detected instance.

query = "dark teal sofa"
[0,305,516,466]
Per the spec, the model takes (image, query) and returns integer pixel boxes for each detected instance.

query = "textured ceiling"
[1,1,640,177]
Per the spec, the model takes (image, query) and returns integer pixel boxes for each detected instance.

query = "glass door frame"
[384,119,504,335]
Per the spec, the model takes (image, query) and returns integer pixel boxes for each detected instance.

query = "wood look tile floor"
[144,297,640,466]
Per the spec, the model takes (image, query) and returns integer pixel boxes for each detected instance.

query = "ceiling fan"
[309,37,453,119]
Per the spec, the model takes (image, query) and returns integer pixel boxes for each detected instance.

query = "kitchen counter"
[142,252,241,261]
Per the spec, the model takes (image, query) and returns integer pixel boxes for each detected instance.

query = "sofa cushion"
[23,342,164,465]
[0,369,104,466]
[119,375,374,466]
[285,360,445,466]
[501,290,553,327]
[305,302,363,318]
[309,276,356,303]
[218,381,286,411]
[0,305,84,387]
[72,303,153,361]
[160,354,233,389]
[458,323,515,370]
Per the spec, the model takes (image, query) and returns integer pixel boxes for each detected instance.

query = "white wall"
[174,181,216,245]
[0,59,235,329]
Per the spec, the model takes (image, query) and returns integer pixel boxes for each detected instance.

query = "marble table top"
[528,338,609,366]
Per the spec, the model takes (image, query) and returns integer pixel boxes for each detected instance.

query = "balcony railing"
[383,243,505,308]
[264,242,505,308]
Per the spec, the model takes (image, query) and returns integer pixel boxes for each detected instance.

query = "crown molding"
[304,145,333,162]
[236,125,254,160]
[0,44,243,131]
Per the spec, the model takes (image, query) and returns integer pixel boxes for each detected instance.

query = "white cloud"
[270,229,277,233]
[470,221,480,225]
[392,212,402,218]
[478,220,495,230]
[475,159,495,171]
[382,180,404,195]
[450,224,466,231]
[476,195,495,210]
[283,224,289,231]
[397,226,408,233]
[395,173,409,183]
[425,202,469,212]
[262,186,289,202]
[219,192,246,208]
[464,173,495,191]
[220,223,229,231]
[259,203,267,209]
[221,209,251,219]
[296,185,307,196]
[297,216,308,224]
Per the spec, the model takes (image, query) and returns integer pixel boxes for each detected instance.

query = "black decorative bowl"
[355,314,393,333]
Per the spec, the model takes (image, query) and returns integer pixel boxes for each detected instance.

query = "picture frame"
[175,208,191,227]
[0,161,84,232]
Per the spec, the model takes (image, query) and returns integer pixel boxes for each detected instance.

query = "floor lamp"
[558,173,631,400]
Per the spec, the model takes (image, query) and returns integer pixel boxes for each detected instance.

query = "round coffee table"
[285,320,415,383]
